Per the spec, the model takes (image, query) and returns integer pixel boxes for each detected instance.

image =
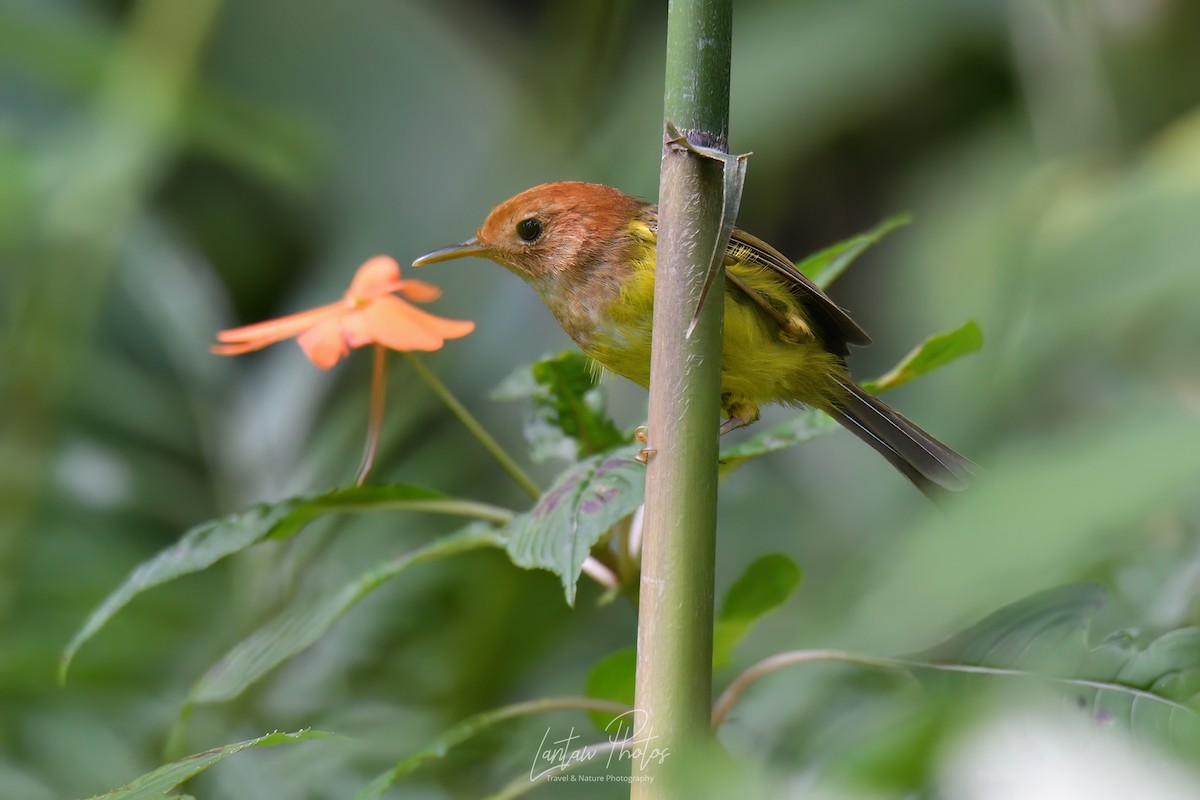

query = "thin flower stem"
[354,344,389,486]
[404,352,541,500]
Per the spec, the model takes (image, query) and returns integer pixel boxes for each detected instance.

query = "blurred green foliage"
[4,0,1200,797]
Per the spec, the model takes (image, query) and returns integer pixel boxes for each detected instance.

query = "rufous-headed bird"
[414,181,973,496]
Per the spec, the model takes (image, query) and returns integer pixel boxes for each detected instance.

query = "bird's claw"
[634,426,654,463]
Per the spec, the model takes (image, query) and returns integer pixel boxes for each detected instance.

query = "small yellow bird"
[414,181,972,495]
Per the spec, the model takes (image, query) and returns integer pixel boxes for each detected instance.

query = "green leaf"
[796,213,912,289]
[189,524,503,706]
[505,444,646,605]
[1083,628,1200,755]
[718,408,840,477]
[585,649,637,731]
[714,554,803,669]
[492,351,627,463]
[862,320,983,394]
[61,485,507,682]
[355,697,629,800]
[915,584,1103,674]
[84,729,338,800]
[910,584,1200,756]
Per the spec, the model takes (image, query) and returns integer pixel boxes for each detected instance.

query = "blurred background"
[3,0,1200,797]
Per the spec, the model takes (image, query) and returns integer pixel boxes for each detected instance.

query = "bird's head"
[412,181,646,287]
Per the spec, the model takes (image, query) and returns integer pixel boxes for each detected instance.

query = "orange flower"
[212,256,474,368]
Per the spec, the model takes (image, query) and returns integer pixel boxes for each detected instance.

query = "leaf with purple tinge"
[505,443,645,605]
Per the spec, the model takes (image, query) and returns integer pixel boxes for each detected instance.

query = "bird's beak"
[411,237,488,266]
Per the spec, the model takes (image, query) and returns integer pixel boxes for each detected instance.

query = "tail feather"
[828,380,975,498]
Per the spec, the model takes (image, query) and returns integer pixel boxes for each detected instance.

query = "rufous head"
[412,181,645,283]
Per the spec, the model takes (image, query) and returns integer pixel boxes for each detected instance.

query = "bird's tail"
[825,380,975,498]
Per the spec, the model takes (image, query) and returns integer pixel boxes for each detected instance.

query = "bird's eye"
[516,217,542,242]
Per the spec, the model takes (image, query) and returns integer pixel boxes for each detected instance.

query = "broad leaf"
[861,320,983,394]
[719,409,839,476]
[505,444,646,605]
[714,553,803,668]
[84,729,337,800]
[796,213,912,289]
[915,583,1102,674]
[1083,628,1200,755]
[585,649,637,731]
[492,351,627,463]
[355,697,630,800]
[911,584,1200,755]
[189,524,503,705]
[60,484,495,682]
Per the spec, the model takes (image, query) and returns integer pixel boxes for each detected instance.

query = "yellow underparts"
[585,229,849,424]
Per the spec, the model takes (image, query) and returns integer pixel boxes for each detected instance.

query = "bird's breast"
[538,253,657,388]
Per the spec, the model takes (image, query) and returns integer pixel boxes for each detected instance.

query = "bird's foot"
[718,418,745,436]
[634,425,655,464]
[719,403,760,436]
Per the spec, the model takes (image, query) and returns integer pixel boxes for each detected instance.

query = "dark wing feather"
[727,227,871,354]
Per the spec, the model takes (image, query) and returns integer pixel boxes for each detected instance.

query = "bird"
[413,181,973,496]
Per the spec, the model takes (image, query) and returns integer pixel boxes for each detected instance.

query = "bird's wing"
[726,227,872,351]
[639,204,870,352]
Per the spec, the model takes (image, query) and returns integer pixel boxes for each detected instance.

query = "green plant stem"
[354,344,389,485]
[360,696,631,799]
[404,353,541,500]
[633,0,733,794]
[488,741,626,800]
[709,648,1196,730]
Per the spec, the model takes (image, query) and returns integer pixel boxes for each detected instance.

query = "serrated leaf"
[796,213,912,289]
[585,649,637,731]
[714,554,803,669]
[862,320,983,394]
[355,697,629,800]
[189,524,502,705]
[61,484,479,682]
[718,409,839,476]
[84,729,338,800]
[492,351,627,463]
[505,444,645,605]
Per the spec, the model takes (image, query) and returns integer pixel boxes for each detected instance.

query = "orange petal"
[395,302,476,341]
[297,317,352,369]
[395,279,442,303]
[346,256,403,301]
[339,310,374,349]
[362,296,474,352]
[215,302,343,346]
[361,297,443,351]
[211,341,273,356]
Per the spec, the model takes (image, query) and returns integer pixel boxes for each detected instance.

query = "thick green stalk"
[632,0,732,794]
